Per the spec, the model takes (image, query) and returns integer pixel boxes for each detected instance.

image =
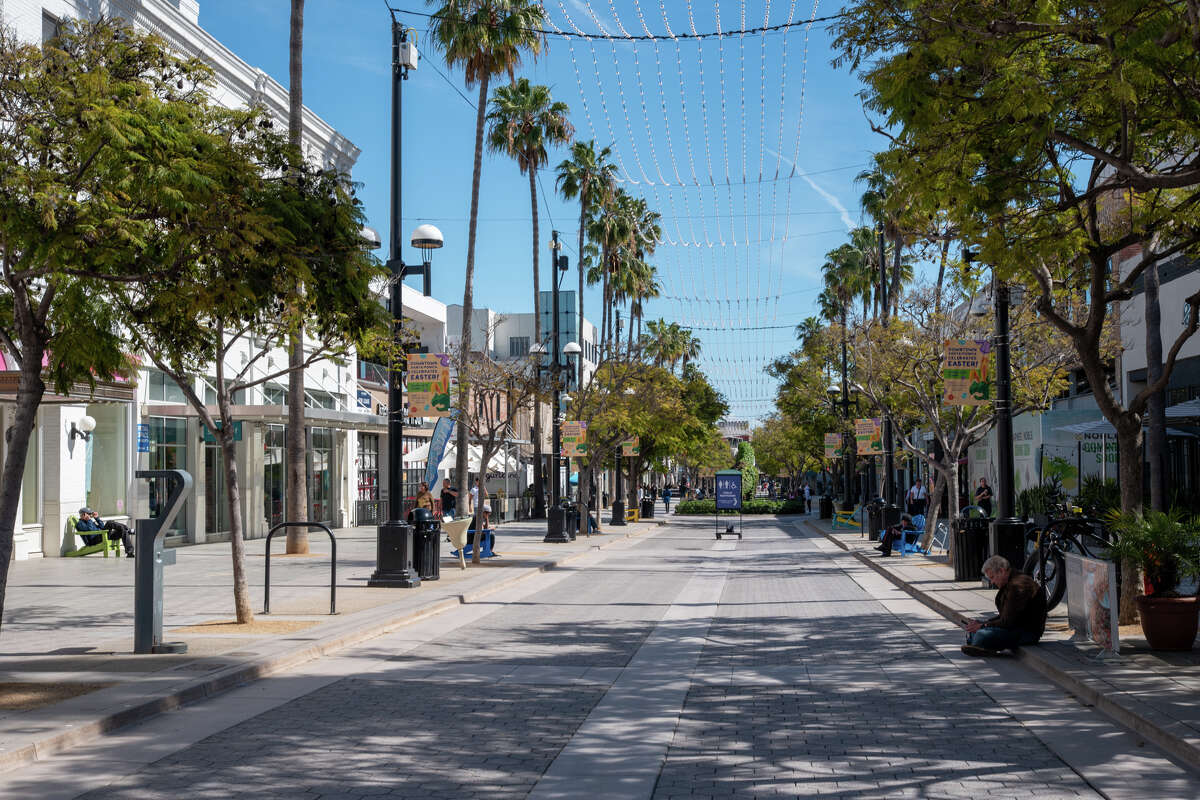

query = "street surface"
[3,518,1198,799]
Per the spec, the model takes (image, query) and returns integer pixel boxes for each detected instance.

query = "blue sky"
[199,1,881,421]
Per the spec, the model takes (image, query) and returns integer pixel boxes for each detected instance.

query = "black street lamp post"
[828,323,859,511]
[368,17,442,588]
[990,279,1025,564]
[544,231,577,543]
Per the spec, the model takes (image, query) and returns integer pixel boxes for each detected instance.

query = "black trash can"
[866,501,884,542]
[819,496,833,519]
[952,517,990,582]
[640,498,655,520]
[563,505,579,540]
[408,508,441,581]
[988,519,1027,577]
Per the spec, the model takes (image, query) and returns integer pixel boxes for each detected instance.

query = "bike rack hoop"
[263,522,337,615]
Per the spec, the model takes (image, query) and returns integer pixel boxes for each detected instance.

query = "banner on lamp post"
[824,432,842,459]
[406,353,453,417]
[562,421,588,457]
[855,418,882,456]
[942,339,993,406]
[621,437,640,457]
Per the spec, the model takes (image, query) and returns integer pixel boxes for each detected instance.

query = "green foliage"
[735,442,759,501]
[676,498,806,515]
[1105,510,1200,597]
[1017,477,1066,521]
[1079,476,1121,518]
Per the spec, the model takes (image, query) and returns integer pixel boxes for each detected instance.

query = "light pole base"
[610,500,626,526]
[544,506,570,543]
[368,520,421,588]
[989,517,1027,578]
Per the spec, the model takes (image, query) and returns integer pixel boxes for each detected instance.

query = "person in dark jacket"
[874,513,917,556]
[76,508,135,557]
[961,555,1047,656]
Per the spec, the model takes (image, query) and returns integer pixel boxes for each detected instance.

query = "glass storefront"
[204,442,230,536]
[264,424,285,528]
[358,433,379,501]
[309,427,333,524]
[86,405,127,516]
[148,417,188,535]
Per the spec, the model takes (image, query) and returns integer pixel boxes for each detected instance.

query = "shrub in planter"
[1105,509,1200,650]
[675,498,807,515]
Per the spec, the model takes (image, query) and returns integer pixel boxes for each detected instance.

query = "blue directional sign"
[136,423,150,454]
[715,469,742,511]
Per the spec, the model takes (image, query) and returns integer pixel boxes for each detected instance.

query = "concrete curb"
[0,521,662,774]
[807,519,1200,772]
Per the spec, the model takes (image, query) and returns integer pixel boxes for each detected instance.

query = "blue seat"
[898,514,926,556]
[451,528,498,559]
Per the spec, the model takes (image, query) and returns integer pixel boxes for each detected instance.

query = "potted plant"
[1105,509,1200,650]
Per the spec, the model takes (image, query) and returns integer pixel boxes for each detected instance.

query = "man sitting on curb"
[961,555,1047,657]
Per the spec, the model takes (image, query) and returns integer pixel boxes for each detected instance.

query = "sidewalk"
[806,515,1200,772]
[0,516,664,772]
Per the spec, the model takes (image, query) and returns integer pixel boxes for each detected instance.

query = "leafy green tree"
[735,442,759,501]
[426,0,546,516]
[0,20,275,630]
[117,130,384,623]
[834,0,1200,620]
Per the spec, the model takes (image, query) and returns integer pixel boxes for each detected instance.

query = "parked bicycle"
[1022,508,1113,610]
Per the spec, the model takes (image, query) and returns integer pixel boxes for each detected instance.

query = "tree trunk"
[577,462,590,538]
[531,164,545,519]
[0,356,47,635]
[921,471,946,553]
[1145,254,1167,511]
[1116,417,1144,624]
[891,234,902,317]
[455,75,491,513]
[218,418,253,624]
[934,238,950,314]
[285,0,308,553]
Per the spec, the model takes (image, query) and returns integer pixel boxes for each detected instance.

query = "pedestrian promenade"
[0,517,663,772]
[807,511,1200,772]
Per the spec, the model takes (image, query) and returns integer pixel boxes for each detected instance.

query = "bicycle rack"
[263,522,337,615]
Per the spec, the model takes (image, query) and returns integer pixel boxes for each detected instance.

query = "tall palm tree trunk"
[530,164,545,518]
[455,75,492,513]
[285,0,309,553]
[577,190,586,388]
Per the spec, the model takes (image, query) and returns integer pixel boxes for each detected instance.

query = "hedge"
[675,499,806,515]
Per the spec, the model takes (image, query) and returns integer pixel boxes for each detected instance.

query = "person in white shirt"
[906,481,927,517]
[802,483,812,514]
[470,481,492,529]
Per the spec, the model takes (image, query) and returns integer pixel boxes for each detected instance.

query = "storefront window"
[21,415,39,525]
[147,369,187,403]
[204,442,230,535]
[148,417,188,535]
[86,405,127,516]
[309,427,334,524]
[358,434,379,501]
[264,424,286,528]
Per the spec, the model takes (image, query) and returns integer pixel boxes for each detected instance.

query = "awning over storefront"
[143,403,424,435]
[1055,418,1195,437]
[0,372,136,404]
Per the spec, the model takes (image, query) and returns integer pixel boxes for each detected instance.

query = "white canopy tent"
[402,442,519,474]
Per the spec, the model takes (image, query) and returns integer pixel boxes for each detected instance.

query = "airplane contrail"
[764,146,856,231]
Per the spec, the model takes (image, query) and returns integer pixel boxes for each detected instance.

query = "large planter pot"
[1136,595,1200,651]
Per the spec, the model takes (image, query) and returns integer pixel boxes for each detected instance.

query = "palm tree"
[678,328,701,373]
[556,141,616,381]
[427,0,546,513]
[486,78,572,519]
[284,0,309,566]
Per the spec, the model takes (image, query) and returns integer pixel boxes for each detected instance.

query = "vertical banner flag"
[406,353,453,417]
[423,413,457,490]
[824,433,842,459]
[621,437,640,457]
[714,469,743,511]
[855,418,882,455]
[562,421,588,457]
[943,339,993,406]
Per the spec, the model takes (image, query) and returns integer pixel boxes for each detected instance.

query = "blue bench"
[451,528,498,559]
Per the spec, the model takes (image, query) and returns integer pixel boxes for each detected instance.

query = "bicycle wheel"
[1023,547,1067,611]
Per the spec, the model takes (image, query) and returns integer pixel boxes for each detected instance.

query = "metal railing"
[263,522,337,615]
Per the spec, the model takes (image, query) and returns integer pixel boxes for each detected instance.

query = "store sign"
[561,421,588,457]
[405,353,452,417]
[357,388,372,410]
[621,436,640,457]
[715,470,742,511]
[824,432,842,459]
[136,423,150,453]
[942,339,993,406]
[201,420,243,443]
[855,418,882,455]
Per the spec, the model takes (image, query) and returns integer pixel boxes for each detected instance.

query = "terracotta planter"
[1136,595,1200,651]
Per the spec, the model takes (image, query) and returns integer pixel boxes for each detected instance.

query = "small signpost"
[714,469,743,539]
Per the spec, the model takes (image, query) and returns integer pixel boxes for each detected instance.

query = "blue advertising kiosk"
[714,469,743,539]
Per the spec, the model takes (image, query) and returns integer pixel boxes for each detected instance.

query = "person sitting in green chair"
[76,508,134,558]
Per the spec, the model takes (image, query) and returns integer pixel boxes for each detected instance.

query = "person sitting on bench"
[76,508,135,558]
[874,513,917,557]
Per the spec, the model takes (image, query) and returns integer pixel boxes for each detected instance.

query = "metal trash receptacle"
[819,496,833,519]
[640,498,655,519]
[408,508,441,581]
[952,517,990,582]
[867,501,884,541]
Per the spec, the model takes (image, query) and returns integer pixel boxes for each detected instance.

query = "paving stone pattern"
[71,517,1101,798]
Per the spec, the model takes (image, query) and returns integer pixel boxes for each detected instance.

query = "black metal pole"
[369,18,418,587]
[877,227,898,521]
[611,453,626,526]
[545,231,569,542]
[990,277,1025,570]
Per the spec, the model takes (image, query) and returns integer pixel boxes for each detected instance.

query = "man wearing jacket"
[961,555,1047,656]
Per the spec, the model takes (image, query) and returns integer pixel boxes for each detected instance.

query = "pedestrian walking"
[905,480,927,517]
[802,482,812,514]
[662,485,672,514]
